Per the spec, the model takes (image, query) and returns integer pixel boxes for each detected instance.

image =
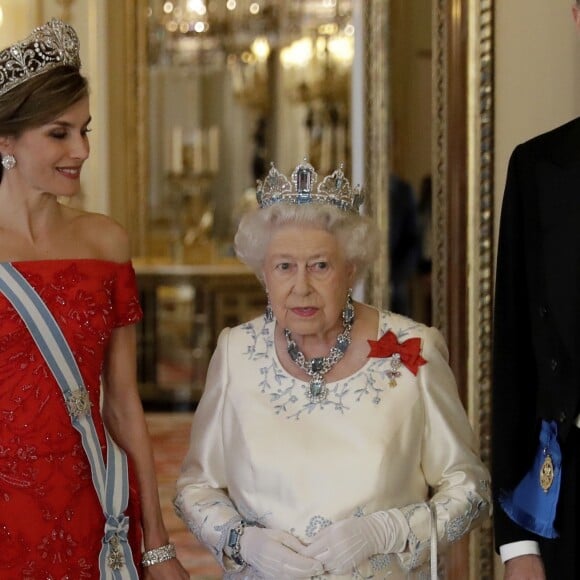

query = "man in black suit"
[492,4,580,579]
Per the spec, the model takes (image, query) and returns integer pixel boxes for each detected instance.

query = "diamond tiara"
[0,19,81,98]
[256,159,364,214]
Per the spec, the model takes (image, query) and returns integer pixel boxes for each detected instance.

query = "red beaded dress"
[0,260,143,579]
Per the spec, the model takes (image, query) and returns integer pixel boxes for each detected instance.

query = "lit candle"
[171,126,183,174]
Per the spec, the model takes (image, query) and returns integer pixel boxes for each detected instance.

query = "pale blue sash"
[0,263,139,579]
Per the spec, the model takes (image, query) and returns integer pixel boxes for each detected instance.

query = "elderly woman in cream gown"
[175,161,491,579]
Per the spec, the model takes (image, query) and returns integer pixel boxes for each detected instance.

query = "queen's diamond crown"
[0,19,81,98]
[256,159,364,214]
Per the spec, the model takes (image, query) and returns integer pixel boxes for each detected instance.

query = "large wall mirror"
[153,3,351,260]
[132,0,363,266]
[114,0,435,322]
[111,0,495,578]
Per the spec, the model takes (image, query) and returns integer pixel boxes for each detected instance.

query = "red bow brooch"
[368,330,427,387]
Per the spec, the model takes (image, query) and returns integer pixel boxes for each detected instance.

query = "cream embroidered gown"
[175,309,491,579]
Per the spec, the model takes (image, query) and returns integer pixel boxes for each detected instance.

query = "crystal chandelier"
[278,1,354,174]
[280,2,354,105]
[147,0,278,69]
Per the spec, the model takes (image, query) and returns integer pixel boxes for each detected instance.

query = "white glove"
[301,510,409,575]
[239,526,324,579]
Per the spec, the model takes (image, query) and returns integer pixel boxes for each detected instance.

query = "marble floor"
[146,412,222,579]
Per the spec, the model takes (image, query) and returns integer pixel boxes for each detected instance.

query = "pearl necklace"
[284,302,354,403]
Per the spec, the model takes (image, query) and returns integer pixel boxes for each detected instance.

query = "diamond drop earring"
[1,154,16,171]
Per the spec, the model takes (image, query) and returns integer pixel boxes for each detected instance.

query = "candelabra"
[164,124,220,262]
[165,171,215,263]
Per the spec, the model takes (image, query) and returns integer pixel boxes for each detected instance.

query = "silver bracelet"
[226,520,247,566]
[141,543,177,567]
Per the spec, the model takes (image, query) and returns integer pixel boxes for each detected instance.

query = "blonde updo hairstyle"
[235,202,380,284]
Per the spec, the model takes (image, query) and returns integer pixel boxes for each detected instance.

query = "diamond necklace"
[284,303,355,403]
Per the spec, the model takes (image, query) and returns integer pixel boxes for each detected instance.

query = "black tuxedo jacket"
[492,117,580,548]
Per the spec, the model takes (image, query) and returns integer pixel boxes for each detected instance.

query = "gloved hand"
[239,526,324,579]
[301,510,409,575]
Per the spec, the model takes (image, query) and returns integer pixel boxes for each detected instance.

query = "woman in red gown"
[0,19,189,579]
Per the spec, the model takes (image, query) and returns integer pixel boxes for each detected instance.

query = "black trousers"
[540,426,580,579]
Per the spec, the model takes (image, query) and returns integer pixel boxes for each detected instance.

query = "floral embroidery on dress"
[305,515,332,537]
[243,314,424,419]
[446,492,489,543]
[175,492,274,565]
[0,260,143,577]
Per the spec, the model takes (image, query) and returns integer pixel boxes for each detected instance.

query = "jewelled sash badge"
[540,451,554,493]
[498,419,561,539]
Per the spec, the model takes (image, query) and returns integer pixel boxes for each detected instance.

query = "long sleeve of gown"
[395,326,491,571]
[174,328,241,569]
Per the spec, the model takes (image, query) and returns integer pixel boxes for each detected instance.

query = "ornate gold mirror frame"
[111,0,495,578]
[365,1,495,578]
[466,1,494,577]
[429,0,495,578]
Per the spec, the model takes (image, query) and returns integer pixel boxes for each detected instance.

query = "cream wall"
[0,0,38,43]
[495,1,580,238]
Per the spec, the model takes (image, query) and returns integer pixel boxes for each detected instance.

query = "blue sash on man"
[499,419,562,539]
